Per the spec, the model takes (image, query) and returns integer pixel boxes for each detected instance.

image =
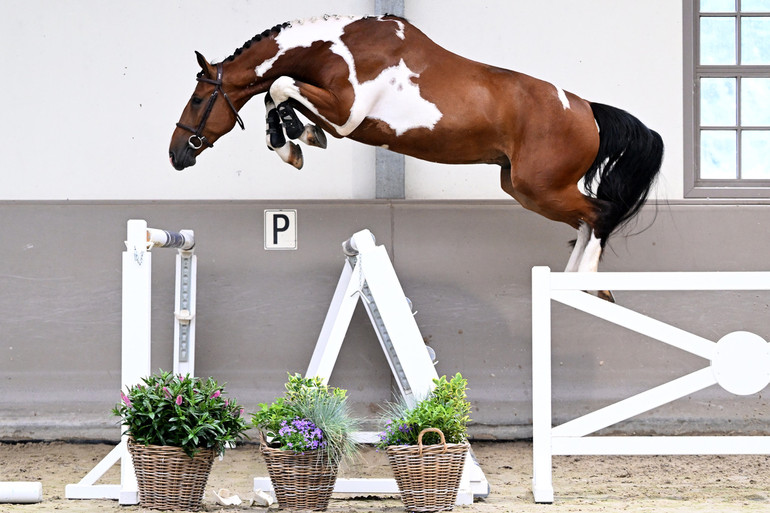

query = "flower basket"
[128,439,215,511]
[260,434,338,511]
[386,428,469,513]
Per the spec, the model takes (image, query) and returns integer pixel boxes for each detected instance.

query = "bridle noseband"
[176,62,245,150]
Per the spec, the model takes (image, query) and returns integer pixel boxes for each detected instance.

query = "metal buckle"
[187,134,204,150]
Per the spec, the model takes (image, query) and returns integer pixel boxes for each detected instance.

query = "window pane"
[700,130,737,178]
[701,0,735,12]
[701,17,736,64]
[742,78,770,125]
[742,17,770,64]
[701,77,736,125]
[742,0,770,12]
[742,131,770,178]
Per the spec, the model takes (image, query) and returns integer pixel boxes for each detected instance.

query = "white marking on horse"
[554,85,570,110]
[263,17,443,137]
[363,59,442,135]
[393,19,406,40]
[577,231,603,273]
[256,16,361,77]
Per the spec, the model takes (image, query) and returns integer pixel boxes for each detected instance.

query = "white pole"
[118,219,153,505]
[0,482,43,504]
[531,266,554,503]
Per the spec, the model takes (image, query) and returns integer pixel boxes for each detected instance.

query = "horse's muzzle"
[169,148,196,171]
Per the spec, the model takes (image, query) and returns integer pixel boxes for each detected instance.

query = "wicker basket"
[260,434,339,511]
[127,440,215,511]
[386,428,469,513]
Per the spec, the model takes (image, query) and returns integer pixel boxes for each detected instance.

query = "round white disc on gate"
[711,331,770,396]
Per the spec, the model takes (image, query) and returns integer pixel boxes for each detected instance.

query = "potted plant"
[252,373,359,511]
[376,373,472,513]
[112,370,248,511]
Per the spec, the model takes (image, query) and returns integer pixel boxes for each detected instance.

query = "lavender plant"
[376,373,471,448]
[112,370,248,458]
[252,374,359,465]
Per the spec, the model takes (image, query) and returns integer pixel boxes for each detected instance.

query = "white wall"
[0,1,683,200]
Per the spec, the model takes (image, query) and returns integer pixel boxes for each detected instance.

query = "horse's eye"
[191,96,203,106]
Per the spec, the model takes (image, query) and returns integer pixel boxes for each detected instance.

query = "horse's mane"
[224,21,292,63]
[221,14,400,64]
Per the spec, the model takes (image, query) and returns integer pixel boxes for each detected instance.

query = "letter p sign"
[264,209,297,250]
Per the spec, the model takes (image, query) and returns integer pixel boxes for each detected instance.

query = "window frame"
[685,0,770,198]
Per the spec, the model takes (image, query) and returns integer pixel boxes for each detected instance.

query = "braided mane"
[221,15,393,64]
[224,21,292,63]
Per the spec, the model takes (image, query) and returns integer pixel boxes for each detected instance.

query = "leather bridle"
[176,62,245,150]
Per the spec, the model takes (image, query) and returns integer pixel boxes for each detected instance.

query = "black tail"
[584,102,664,244]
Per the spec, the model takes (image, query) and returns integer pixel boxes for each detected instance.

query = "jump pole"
[65,219,196,504]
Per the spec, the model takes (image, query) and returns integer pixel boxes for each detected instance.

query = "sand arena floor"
[1,441,769,512]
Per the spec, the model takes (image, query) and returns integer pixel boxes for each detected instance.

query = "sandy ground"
[0,441,769,512]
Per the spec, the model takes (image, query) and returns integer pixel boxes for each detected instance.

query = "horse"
[169,15,664,300]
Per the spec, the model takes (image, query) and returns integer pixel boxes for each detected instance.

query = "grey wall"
[2,201,770,440]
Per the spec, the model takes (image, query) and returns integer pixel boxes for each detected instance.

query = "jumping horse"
[169,15,664,299]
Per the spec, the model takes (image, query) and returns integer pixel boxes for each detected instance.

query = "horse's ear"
[195,51,215,78]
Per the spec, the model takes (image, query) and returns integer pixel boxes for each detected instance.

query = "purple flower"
[163,387,171,398]
[120,392,132,408]
[210,390,221,399]
[175,395,183,406]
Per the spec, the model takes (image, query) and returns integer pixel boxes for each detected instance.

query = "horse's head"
[169,52,246,170]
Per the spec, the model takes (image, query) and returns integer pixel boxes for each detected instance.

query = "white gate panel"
[531,267,770,503]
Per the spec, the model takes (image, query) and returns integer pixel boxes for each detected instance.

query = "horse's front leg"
[264,94,303,169]
[268,78,330,149]
[269,76,362,137]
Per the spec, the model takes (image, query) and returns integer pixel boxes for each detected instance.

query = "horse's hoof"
[300,124,327,149]
[288,142,303,169]
[583,290,616,303]
[598,290,615,303]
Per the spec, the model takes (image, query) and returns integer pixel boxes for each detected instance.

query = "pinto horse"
[169,15,664,298]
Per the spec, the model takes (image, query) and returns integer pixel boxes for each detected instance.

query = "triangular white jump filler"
[254,229,489,503]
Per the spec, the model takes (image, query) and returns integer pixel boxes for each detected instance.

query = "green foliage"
[252,373,359,465]
[376,373,471,448]
[112,370,248,458]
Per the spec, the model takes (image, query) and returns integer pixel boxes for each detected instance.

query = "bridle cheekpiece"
[176,62,245,150]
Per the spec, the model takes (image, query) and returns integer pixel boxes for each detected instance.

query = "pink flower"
[163,387,171,398]
[120,392,132,408]
[175,395,183,406]
[210,390,221,399]
[239,408,244,417]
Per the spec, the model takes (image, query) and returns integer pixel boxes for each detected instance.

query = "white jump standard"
[65,220,197,505]
[531,267,770,503]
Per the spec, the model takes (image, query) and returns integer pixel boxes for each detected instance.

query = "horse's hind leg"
[503,165,615,301]
[565,222,591,272]
[576,229,615,302]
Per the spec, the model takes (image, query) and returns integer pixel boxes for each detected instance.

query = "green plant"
[252,373,359,465]
[112,370,248,457]
[376,373,471,448]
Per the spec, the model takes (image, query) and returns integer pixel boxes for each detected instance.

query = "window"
[686,0,770,197]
